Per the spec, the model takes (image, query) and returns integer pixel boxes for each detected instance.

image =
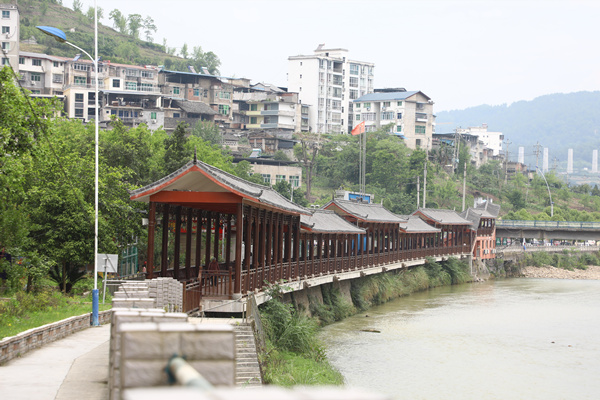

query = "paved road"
[0,324,110,400]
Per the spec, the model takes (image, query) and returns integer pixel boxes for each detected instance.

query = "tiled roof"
[130,159,310,215]
[413,208,472,225]
[460,208,497,230]
[174,100,217,115]
[475,201,501,217]
[323,199,407,223]
[399,215,441,233]
[301,210,365,234]
[354,91,423,102]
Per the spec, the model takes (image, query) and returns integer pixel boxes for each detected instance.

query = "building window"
[219,91,231,99]
[2,10,10,18]
[261,174,271,184]
[350,89,358,100]
[75,108,84,118]
[355,103,360,108]
[32,59,42,66]
[53,61,60,67]
[397,112,402,119]
[2,26,9,34]
[349,77,358,88]
[151,112,157,119]
[416,139,422,147]
[140,83,153,92]
[250,104,258,111]
[73,63,89,71]
[18,57,24,64]
[74,76,86,86]
[250,117,257,124]
[350,63,359,75]
[126,81,137,91]
[141,70,153,78]
[383,102,390,107]
[276,175,286,183]
[75,93,84,102]
[415,125,426,134]
[126,69,139,77]
[173,112,180,118]
[30,73,41,82]
[1,42,9,51]
[173,87,180,95]
[397,125,402,133]
[31,90,41,94]
[397,101,403,106]
[218,104,229,115]
[112,79,120,88]
[193,88,200,96]
[52,74,63,83]
[363,113,376,121]
[289,176,300,187]
[381,112,394,120]
[1,57,8,65]
[355,114,360,120]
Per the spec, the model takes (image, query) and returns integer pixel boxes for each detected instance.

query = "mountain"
[435,91,600,170]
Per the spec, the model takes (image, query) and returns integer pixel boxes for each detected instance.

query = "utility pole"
[454,127,461,174]
[416,175,420,209]
[552,157,559,172]
[504,139,512,185]
[423,161,427,208]
[462,162,467,211]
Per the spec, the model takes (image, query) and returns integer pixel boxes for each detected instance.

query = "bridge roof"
[130,158,311,215]
[475,200,501,217]
[460,208,496,230]
[399,215,441,233]
[301,210,366,234]
[322,199,407,224]
[413,208,472,226]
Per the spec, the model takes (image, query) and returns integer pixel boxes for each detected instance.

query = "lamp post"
[536,166,554,217]
[37,3,100,326]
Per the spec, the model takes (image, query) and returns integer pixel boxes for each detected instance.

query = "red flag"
[351,121,365,136]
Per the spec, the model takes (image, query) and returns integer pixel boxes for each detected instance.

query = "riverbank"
[521,265,600,280]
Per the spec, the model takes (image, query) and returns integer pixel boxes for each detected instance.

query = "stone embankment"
[521,265,600,280]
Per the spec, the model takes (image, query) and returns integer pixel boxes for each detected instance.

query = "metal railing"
[497,220,600,229]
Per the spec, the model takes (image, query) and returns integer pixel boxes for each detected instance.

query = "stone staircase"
[234,322,262,387]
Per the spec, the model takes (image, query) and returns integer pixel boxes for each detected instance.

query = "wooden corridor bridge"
[130,159,490,314]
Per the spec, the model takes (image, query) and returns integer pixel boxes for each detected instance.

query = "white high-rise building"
[567,149,573,174]
[518,147,525,164]
[543,148,549,172]
[0,4,19,70]
[288,44,374,134]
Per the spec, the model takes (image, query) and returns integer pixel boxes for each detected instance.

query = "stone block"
[187,360,235,386]
[121,359,168,388]
[180,332,235,360]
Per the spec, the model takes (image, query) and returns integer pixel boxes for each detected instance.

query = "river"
[319,279,600,400]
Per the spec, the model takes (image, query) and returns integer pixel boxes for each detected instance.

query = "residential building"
[0,4,19,70]
[288,44,374,134]
[17,51,67,97]
[234,157,302,188]
[457,124,504,156]
[353,89,435,150]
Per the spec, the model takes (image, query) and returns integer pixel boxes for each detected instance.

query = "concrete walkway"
[0,324,110,400]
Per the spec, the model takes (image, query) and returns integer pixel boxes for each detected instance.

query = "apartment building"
[353,89,435,150]
[457,124,504,156]
[0,4,18,69]
[17,51,67,97]
[288,44,374,134]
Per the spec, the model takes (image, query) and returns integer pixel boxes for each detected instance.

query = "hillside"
[15,0,216,73]
[436,91,600,170]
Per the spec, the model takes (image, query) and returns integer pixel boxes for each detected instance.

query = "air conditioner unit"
[151,119,156,124]
[139,112,143,116]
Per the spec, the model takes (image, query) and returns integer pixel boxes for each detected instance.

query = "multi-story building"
[457,124,504,156]
[17,51,67,97]
[353,89,435,150]
[288,44,374,134]
[0,4,19,70]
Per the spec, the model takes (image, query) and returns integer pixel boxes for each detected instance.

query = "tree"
[109,9,127,34]
[191,120,220,145]
[164,122,192,174]
[85,6,104,21]
[191,46,221,75]
[142,16,157,42]
[127,14,143,39]
[294,132,322,201]
[180,43,189,59]
[72,0,82,13]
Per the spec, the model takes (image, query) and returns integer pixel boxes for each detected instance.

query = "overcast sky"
[77,0,600,112]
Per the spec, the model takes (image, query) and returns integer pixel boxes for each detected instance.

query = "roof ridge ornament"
[194,146,197,164]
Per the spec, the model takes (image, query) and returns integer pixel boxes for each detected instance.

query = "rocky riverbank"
[521,265,600,280]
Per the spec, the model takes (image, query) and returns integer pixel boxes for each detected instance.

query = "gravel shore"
[521,265,600,280]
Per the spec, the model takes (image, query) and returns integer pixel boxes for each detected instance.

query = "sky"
[76,0,600,112]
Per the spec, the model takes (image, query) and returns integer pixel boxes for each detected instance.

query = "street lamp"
[536,166,554,217]
[36,3,100,326]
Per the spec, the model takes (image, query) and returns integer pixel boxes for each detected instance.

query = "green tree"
[127,14,143,39]
[142,16,157,42]
[180,43,189,59]
[72,0,82,13]
[85,6,103,21]
[109,9,127,33]
[164,122,192,174]
[191,120,220,145]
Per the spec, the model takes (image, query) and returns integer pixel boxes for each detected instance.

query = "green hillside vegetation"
[436,91,600,170]
[16,0,220,73]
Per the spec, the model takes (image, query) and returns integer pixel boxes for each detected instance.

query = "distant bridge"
[496,220,600,241]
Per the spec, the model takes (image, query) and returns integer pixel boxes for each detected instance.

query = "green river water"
[319,278,600,400]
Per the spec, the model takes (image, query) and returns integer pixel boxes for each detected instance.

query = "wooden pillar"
[213,213,221,263]
[266,211,273,267]
[226,214,232,268]
[205,212,212,269]
[161,204,169,276]
[253,209,260,271]
[273,213,280,266]
[234,206,242,294]
[243,207,251,292]
[185,208,193,280]
[317,233,323,274]
[173,206,182,280]
[147,202,156,279]
[195,210,203,277]
[294,217,300,279]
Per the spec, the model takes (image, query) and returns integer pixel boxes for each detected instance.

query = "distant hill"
[436,91,600,170]
[16,0,218,73]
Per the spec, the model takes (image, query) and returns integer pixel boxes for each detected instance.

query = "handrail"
[497,220,600,229]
